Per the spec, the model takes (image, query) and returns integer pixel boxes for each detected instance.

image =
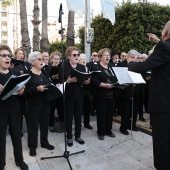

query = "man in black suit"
[86,52,98,71]
[128,20,170,170]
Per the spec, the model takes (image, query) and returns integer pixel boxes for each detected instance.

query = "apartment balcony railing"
[1,26,8,31]
[1,35,8,40]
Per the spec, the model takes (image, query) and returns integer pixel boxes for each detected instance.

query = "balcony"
[1,7,7,12]
[1,26,8,31]
[1,39,8,45]
[2,35,8,40]
[1,17,7,22]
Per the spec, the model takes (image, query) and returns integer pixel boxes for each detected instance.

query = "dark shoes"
[98,135,104,140]
[132,126,139,131]
[84,124,93,130]
[16,162,28,170]
[29,149,36,157]
[41,144,55,150]
[75,138,85,145]
[139,117,146,122]
[67,138,73,147]
[107,132,116,138]
[120,129,129,135]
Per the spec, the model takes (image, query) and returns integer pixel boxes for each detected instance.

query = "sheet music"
[1,74,31,100]
[56,82,66,94]
[112,67,146,84]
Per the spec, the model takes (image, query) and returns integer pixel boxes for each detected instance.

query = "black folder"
[11,58,24,66]
[70,69,101,85]
[0,74,30,100]
[42,83,63,102]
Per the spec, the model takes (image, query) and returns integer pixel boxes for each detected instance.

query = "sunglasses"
[72,54,80,57]
[0,54,12,58]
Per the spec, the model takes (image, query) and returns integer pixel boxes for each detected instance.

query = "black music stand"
[112,67,146,146]
[41,4,85,170]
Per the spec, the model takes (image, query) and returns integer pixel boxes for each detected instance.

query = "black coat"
[57,61,86,98]
[128,39,170,112]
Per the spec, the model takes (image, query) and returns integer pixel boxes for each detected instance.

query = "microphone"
[58,3,62,23]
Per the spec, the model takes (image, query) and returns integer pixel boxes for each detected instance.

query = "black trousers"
[26,105,50,150]
[151,113,170,170]
[65,97,83,139]
[119,97,139,131]
[0,112,23,169]
[95,98,115,135]
[49,97,64,127]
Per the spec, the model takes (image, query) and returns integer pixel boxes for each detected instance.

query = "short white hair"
[79,53,87,61]
[28,51,41,63]
[127,49,138,57]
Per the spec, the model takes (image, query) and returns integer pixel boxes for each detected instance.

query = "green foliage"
[49,41,81,57]
[78,2,170,54]
[1,0,14,6]
[49,41,66,57]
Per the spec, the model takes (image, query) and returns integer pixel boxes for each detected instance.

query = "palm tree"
[19,0,31,55]
[0,0,14,6]
[32,0,41,51]
[66,11,75,48]
[40,0,50,52]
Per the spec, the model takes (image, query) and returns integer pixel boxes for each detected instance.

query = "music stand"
[41,4,85,170]
[112,67,146,146]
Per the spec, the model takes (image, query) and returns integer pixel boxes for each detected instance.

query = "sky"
[43,0,170,29]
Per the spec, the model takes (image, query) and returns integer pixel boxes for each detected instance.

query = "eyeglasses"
[72,54,80,57]
[130,56,136,59]
[93,55,98,57]
[121,55,126,57]
[137,57,143,59]
[53,58,60,60]
[0,54,12,58]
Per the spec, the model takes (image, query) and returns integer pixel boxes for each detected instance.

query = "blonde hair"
[98,48,110,59]
[13,48,26,61]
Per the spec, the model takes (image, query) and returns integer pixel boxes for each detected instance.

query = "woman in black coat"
[24,51,54,157]
[57,46,90,147]
[0,45,28,170]
[91,48,117,140]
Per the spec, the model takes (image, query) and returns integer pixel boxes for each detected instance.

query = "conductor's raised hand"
[17,86,25,95]
[37,85,48,92]
[66,76,77,84]
[0,84,4,92]
[147,33,160,43]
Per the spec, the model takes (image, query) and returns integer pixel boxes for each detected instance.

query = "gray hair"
[127,49,138,57]
[78,53,87,61]
[28,51,41,63]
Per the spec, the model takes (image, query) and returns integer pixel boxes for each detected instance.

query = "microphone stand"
[41,4,85,170]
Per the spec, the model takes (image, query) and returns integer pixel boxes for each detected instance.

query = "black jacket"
[128,39,170,112]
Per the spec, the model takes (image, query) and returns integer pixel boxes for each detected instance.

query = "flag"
[100,0,115,25]
[66,0,84,17]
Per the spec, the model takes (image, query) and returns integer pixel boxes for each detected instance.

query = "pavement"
[5,113,155,170]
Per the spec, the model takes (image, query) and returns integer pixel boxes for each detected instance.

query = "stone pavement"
[5,113,155,170]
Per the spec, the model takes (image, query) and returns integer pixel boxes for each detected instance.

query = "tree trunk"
[19,0,31,55]
[32,0,41,51]
[40,0,50,53]
[66,11,75,48]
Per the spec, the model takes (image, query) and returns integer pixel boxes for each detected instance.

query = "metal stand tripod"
[41,4,85,170]
[113,84,143,147]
